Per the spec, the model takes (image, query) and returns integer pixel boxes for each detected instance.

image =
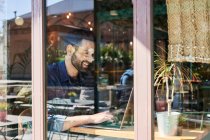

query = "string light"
[88,21,91,25]
[90,27,93,31]
[66,12,72,19]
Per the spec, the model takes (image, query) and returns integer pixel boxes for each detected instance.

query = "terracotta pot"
[156,100,167,112]
[177,126,182,136]
[0,111,7,121]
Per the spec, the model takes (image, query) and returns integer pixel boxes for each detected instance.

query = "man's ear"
[66,44,76,55]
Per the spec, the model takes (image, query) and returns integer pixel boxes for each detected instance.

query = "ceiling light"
[15,17,24,26]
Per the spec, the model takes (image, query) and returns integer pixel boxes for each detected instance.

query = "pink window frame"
[32,0,46,139]
[133,0,153,139]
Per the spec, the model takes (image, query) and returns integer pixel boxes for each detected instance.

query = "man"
[47,39,113,131]
[48,39,95,87]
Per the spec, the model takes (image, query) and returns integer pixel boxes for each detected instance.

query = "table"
[0,115,31,127]
[0,95,24,100]
[47,99,94,107]
[0,80,31,84]
[69,127,208,140]
[0,115,31,140]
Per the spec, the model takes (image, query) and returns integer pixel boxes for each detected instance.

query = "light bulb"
[15,17,24,26]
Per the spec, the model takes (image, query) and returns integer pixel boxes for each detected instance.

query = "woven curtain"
[167,0,210,63]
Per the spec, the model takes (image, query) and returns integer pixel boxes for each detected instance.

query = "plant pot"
[0,111,7,122]
[156,111,180,136]
[177,126,182,136]
[155,100,167,112]
[70,97,76,103]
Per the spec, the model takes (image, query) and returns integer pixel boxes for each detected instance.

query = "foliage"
[154,50,198,115]
[178,114,187,126]
[8,47,31,78]
[0,102,10,111]
[67,92,77,97]
[100,43,133,68]
[47,49,65,64]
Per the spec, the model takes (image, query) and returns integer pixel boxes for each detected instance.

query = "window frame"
[31,0,153,139]
[133,0,153,139]
[32,0,46,139]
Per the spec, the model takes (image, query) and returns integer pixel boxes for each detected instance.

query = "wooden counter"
[155,129,208,140]
[69,127,209,140]
[70,127,134,139]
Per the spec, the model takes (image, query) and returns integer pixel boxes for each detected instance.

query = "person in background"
[120,62,133,86]
[47,39,113,132]
[47,31,60,64]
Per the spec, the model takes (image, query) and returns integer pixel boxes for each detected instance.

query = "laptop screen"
[83,87,134,130]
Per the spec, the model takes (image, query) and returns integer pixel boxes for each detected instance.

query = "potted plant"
[177,114,187,136]
[0,102,9,121]
[154,52,194,136]
[67,92,77,103]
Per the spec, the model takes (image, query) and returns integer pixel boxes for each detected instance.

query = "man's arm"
[62,112,113,131]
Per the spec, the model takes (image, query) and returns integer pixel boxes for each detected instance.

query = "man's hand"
[90,111,113,124]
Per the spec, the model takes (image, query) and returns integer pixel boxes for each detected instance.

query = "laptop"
[82,87,134,130]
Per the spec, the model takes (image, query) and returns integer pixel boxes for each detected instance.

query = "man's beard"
[71,53,89,72]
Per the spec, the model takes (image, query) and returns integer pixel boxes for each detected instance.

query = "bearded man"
[47,39,113,131]
[48,39,95,87]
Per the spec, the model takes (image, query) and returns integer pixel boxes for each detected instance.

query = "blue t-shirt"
[47,61,95,131]
[47,61,95,100]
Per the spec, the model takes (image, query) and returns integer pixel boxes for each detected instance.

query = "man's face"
[71,41,94,72]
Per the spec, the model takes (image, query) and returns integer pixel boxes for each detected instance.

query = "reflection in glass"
[154,0,210,138]
[46,0,133,139]
[0,0,32,139]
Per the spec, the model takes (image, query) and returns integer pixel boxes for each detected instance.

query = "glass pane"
[153,0,210,139]
[46,0,133,139]
[0,0,32,139]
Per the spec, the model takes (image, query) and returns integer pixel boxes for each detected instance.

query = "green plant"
[0,102,10,111]
[178,114,187,126]
[67,92,77,97]
[154,51,197,115]
[8,47,31,78]
[100,43,133,68]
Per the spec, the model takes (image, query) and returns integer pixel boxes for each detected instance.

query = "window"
[0,0,32,139]
[45,0,134,139]
[154,0,210,139]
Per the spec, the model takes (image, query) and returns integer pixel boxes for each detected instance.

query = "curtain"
[167,0,210,63]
